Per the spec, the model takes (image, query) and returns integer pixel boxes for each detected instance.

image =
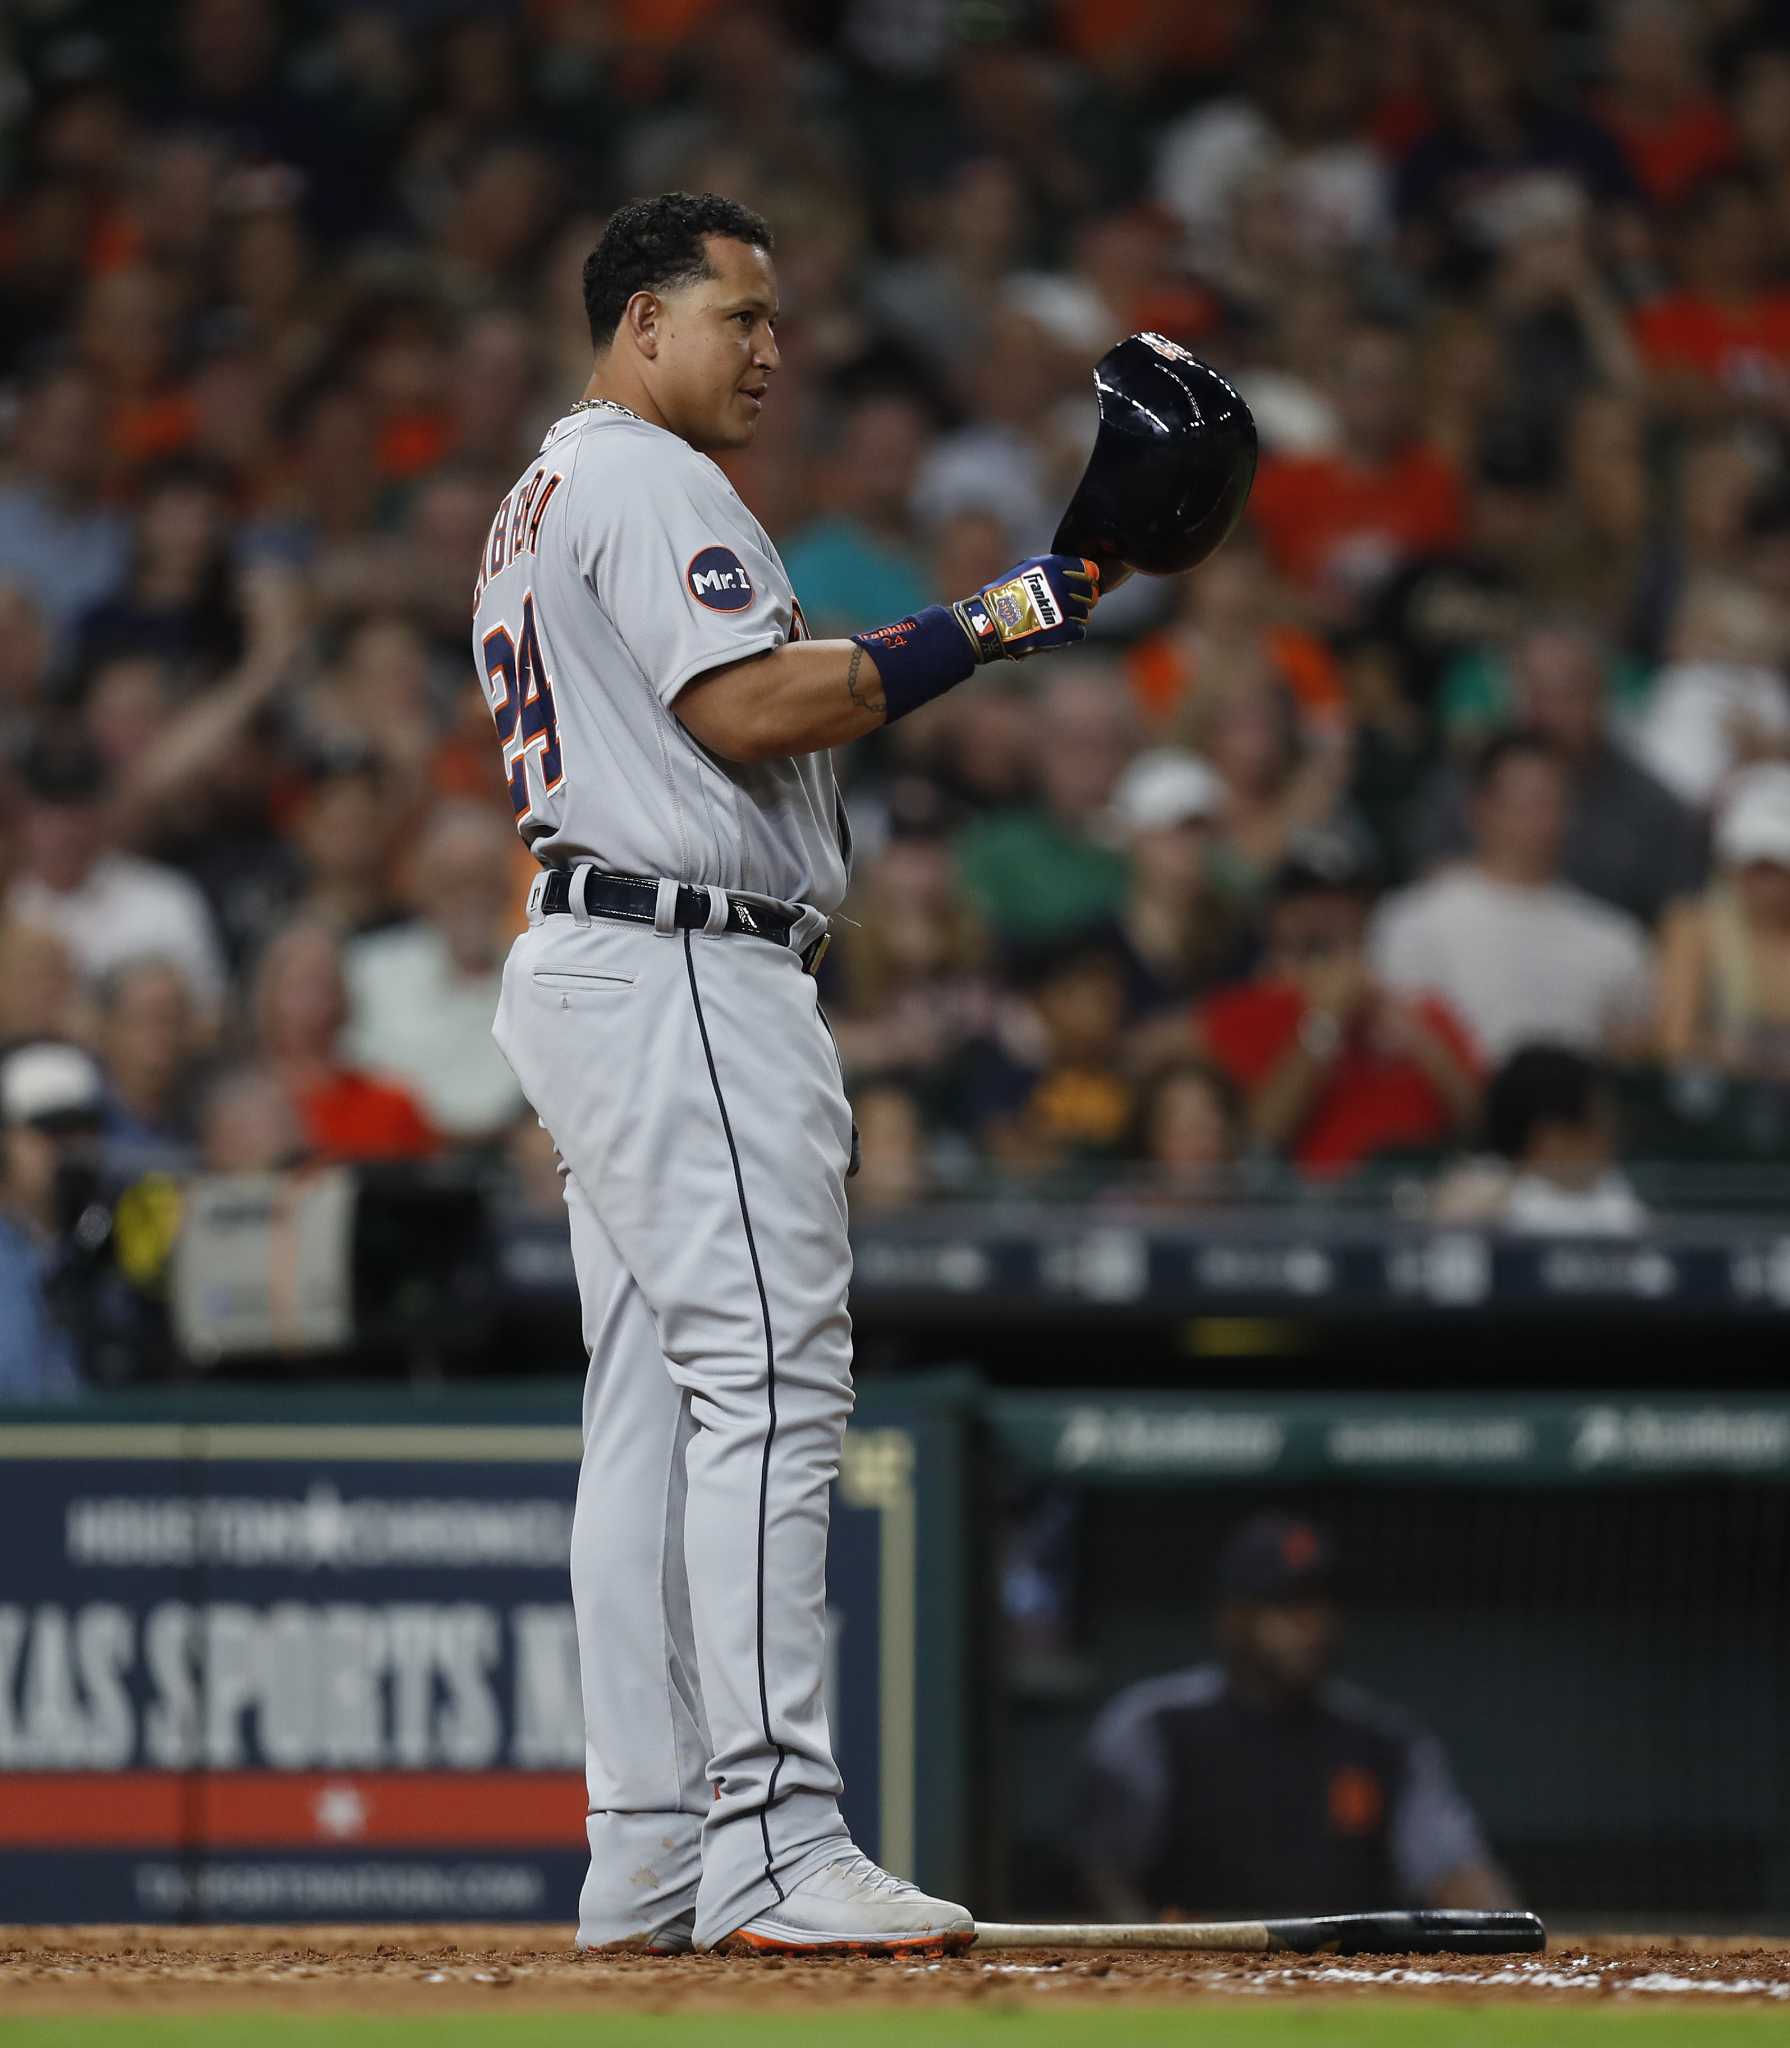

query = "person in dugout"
[1077,1513,1520,1921]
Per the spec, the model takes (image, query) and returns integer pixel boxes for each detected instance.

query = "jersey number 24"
[482,590,563,822]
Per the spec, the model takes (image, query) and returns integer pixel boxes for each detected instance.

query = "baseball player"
[479,191,1097,1956]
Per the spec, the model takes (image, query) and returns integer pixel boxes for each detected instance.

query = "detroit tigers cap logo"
[687,545,754,612]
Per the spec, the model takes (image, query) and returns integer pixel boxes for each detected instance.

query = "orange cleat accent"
[717,1925,976,1959]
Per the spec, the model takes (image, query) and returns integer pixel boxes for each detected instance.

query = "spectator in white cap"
[0,1041,106,1401]
[1108,748,1246,1019]
[1657,763,1790,1080]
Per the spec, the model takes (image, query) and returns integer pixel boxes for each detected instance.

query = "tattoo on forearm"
[846,644,885,717]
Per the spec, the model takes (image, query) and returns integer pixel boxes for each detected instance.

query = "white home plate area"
[909,1940,1790,2004]
[1247,1957,1790,2000]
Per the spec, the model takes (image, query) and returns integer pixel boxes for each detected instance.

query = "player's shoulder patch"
[687,545,754,612]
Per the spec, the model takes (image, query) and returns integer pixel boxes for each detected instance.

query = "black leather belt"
[538,867,829,971]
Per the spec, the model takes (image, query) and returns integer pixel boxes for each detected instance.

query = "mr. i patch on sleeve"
[686,545,755,611]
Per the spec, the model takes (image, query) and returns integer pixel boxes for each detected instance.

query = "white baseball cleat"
[716,1848,975,1957]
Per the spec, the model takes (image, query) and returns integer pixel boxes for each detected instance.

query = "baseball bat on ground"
[972,1908,1546,1955]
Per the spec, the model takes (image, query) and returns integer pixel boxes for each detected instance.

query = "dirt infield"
[4,1925,1788,2017]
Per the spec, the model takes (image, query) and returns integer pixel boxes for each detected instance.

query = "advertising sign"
[0,1410,957,1921]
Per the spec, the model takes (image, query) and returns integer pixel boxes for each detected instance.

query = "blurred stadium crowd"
[4,0,1790,1277]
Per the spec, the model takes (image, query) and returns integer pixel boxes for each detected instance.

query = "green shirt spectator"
[955,669,1139,944]
[956,809,1131,945]
[1439,644,1652,748]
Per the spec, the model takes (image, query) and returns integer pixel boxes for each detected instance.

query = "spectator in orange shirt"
[1593,0,1739,207]
[251,919,437,1164]
[1196,830,1481,1177]
[78,265,197,476]
[1126,524,1347,738]
[1248,317,1466,627]
[1634,172,1790,411]
[350,293,453,483]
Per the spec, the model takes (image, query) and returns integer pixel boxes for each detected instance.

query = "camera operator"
[0,1038,175,1394]
[0,1041,105,1399]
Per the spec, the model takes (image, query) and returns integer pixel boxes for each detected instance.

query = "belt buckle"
[801,930,831,976]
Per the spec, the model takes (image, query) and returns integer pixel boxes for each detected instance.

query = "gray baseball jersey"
[473,406,849,912]
[481,399,864,1949]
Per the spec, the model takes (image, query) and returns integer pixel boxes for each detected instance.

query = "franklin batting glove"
[954,554,1100,661]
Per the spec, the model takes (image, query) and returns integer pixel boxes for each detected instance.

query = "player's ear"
[625,289,662,358]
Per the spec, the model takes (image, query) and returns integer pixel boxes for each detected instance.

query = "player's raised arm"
[674,553,1101,764]
[564,198,1098,770]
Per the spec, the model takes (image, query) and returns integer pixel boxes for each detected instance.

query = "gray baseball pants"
[492,882,854,1948]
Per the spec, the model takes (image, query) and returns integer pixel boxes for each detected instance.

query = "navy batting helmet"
[1053,333,1258,579]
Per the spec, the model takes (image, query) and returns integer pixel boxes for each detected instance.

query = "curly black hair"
[582,192,773,350]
